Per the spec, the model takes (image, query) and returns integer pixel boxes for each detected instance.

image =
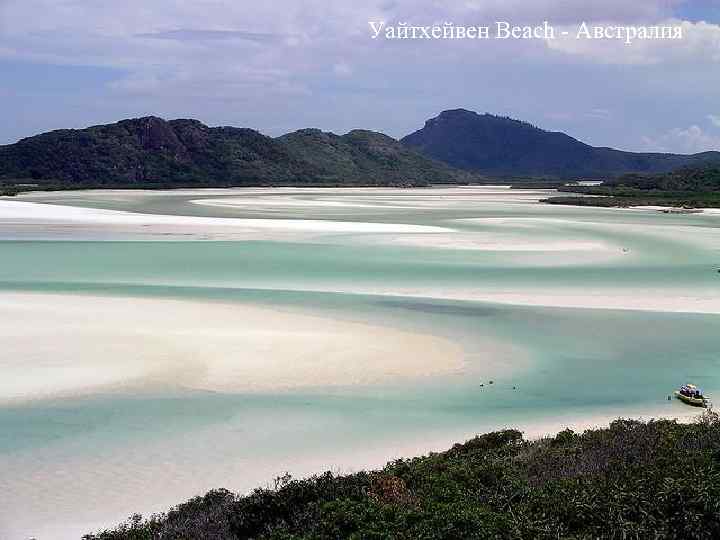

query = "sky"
[0,0,719,153]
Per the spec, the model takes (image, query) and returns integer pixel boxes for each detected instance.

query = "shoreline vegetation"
[0,178,564,199]
[545,165,720,209]
[3,163,718,214]
[84,413,720,540]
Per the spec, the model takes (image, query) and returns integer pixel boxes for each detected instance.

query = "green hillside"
[0,117,470,190]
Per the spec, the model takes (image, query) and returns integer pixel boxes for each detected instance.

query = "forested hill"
[401,109,720,178]
[0,116,472,189]
[3,112,719,191]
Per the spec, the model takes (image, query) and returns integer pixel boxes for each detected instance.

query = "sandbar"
[0,292,466,402]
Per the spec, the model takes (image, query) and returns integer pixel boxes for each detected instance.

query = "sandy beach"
[0,292,469,403]
[0,199,451,241]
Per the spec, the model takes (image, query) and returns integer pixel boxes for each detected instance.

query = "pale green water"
[0,187,719,538]
[0,237,717,291]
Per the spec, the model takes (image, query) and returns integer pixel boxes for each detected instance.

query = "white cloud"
[0,3,712,88]
[546,20,720,65]
[462,0,683,25]
[0,0,718,146]
[709,114,720,128]
[135,29,284,43]
[641,125,720,154]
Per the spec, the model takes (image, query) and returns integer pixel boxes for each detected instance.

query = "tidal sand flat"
[1,187,719,538]
[0,292,466,402]
[0,199,450,241]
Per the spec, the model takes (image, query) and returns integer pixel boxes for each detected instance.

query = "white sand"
[0,292,466,402]
[0,199,451,239]
[191,196,384,209]
[187,186,558,211]
[12,185,559,217]
[632,205,705,213]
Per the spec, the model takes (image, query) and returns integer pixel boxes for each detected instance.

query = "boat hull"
[674,391,707,407]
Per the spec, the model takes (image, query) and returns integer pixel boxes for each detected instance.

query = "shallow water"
[1,187,719,538]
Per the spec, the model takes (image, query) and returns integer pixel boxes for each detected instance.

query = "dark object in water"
[674,384,708,407]
[661,207,703,214]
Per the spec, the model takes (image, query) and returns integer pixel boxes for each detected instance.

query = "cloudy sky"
[1,0,719,153]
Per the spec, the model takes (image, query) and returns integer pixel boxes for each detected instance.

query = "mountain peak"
[402,109,719,178]
[423,109,542,134]
[116,115,169,127]
[436,108,478,118]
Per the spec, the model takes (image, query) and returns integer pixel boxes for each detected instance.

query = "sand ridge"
[0,199,451,234]
[0,292,468,402]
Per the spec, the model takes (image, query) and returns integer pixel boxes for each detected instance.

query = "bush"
[85,415,720,539]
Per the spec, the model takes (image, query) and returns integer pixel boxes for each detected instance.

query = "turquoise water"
[1,241,718,455]
[0,239,716,290]
[1,188,719,537]
[2,293,718,451]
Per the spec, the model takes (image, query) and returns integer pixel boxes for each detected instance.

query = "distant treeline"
[606,165,720,192]
[547,164,720,208]
[85,414,720,539]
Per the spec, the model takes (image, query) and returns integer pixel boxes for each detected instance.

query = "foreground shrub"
[85,413,720,540]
